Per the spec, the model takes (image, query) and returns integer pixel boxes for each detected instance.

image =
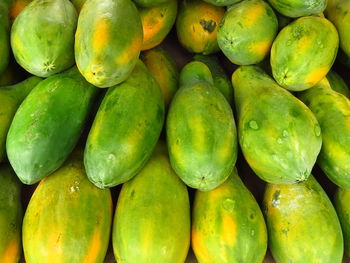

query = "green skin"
[0,24,9,76]
[75,0,142,88]
[6,67,98,185]
[268,0,327,18]
[0,76,42,162]
[192,168,267,263]
[70,0,86,12]
[263,175,344,263]
[23,150,112,263]
[11,0,77,77]
[167,61,237,191]
[327,70,350,99]
[0,165,22,263]
[299,79,350,189]
[84,60,165,188]
[133,0,170,8]
[141,47,179,108]
[194,54,234,106]
[326,0,350,60]
[112,142,190,263]
[202,0,241,7]
[232,66,322,184]
[334,188,350,258]
[217,0,278,66]
[271,16,339,91]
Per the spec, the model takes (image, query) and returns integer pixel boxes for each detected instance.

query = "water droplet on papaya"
[282,130,289,137]
[249,120,259,130]
[223,198,236,212]
[277,138,283,144]
[314,125,321,136]
[108,154,115,161]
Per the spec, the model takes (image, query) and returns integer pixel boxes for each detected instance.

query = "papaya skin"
[268,0,327,18]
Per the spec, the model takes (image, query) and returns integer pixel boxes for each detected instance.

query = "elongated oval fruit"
[232,66,322,184]
[112,142,190,263]
[327,70,350,99]
[194,54,233,105]
[271,16,339,91]
[141,47,179,108]
[176,0,225,55]
[192,168,267,263]
[334,188,350,258]
[0,76,42,162]
[11,0,77,77]
[325,0,350,59]
[267,0,327,18]
[6,67,98,185]
[23,150,112,263]
[85,60,164,188]
[167,61,237,191]
[75,0,142,88]
[299,78,350,189]
[139,0,177,50]
[217,0,278,65]
[263,175,344,263]
[0,165,22,263]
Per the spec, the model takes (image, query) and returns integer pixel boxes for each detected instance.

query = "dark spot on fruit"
[250,214,255,220]
[130,190,135,200]
[199,19,217,33]
[272,190,280,207]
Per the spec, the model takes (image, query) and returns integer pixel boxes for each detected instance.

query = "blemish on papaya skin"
[272,190,280,207]
[199,19,217,33]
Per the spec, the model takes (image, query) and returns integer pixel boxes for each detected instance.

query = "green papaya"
[263,175,344,263]
[0,76,42,162]
[217,0,278,65]
[192,168,267,263]
[299,78,350,189]
[133,0,170,8]
[232,66,322,184]
[11,0,77,77]
[268,0,327,18]
[112,142,190,263]
[334,187,350,258]
[271,16,339,91]
[84,60,164,188]
[167,61,237,191]
[0,165,22,263]
[6,67,98,185]
[23,150,112,263]
[194,54,234,105]
[327,70,350,99]
[202,0,241,7]
[75,0,143,88]
[141,47,179,108]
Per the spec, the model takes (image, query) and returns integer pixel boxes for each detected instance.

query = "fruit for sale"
[268,0,327,18]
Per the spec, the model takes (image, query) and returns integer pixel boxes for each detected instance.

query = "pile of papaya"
[1,0,350,262]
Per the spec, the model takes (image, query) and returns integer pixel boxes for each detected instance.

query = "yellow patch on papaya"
[83,230,101,263]
[115,36,142,66]
[2,239,20,263]
[191,227,210,261]
[93,19,109,51]
[190,116,206,152]
[221,214,236,246]
[305,67,329,85]
[141,11,165,50]
[297,36,313,52]
[250,40,271,56]
[245,4,264,26]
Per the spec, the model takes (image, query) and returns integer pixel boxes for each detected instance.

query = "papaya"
[327,70,350,99]
[75,0,143,88]
[176,0,224,55]
[0,76,42,162]
[325,0,350,60]
[139,0,177,51]
[334,188,350,258]
[6,67,98,185]
[133,0,170,8]
[194,54,233,105]
[263,175,344,263]
[141,47,179,108]
[112,142,190,263]
[217,0,278,66]
[11,0,77,77]
[202,0,241,7]
[299,78,350,189]
[192,168,267,263]
[0,65,16,86]
[267,0,327,18]
[9,0,32,23]
[0,165,22,263]
[167,61,237,191]
[23,150,112,263]
[232,66,322,184]
[84,60,164,188]
[271,16,339,91]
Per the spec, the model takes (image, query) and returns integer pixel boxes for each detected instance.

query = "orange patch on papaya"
[141,12,165,50]
[222,214,236,246]
[191,227,210,261]
[250,40,271,56]
[115,36,142,65]
[305,67,329,85]
[2,239,20,263]
[93,19,109,51]
[245,5,264,26]
[83,230,101,263]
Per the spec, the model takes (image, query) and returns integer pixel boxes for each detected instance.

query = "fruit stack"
[0,0,350,262]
